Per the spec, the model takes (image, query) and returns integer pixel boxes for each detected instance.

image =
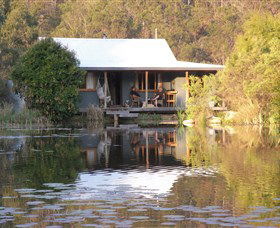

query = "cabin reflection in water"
[80,128,193,169]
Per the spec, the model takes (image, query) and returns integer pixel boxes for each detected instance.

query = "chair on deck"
[130,96,141,107]
[154,89,166,107]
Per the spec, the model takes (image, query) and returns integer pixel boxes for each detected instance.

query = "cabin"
[52,38,224,114]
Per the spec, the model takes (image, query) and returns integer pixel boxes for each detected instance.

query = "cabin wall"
[78,91,99,109]
[174,76,187,107]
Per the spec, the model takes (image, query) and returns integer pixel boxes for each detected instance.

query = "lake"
[0,125,279,227]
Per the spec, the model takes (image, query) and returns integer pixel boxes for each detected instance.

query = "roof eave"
[80,66,224,71]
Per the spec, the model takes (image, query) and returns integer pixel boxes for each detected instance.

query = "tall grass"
[87,105,104,123]
[0,103,50,128]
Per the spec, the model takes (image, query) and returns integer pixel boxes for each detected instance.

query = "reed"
[0,103,50,128]
[87,105,104,123]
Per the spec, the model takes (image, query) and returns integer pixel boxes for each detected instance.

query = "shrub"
[11,38,85,123]
[186,74,220,124]
[87,105,104,123]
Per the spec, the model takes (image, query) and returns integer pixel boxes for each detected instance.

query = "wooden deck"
[104,107,177,119]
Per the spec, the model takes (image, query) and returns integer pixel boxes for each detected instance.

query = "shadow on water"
[0,125,279,227]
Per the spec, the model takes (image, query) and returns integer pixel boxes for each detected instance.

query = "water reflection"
[0,126,279,227]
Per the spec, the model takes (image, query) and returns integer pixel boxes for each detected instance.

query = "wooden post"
[104,72,108,109]
[158,73,162,89]
[114,114,118,127]
[145,71,148,107]
[186,71,190,101]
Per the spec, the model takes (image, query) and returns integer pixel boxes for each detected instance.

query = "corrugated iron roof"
[48,37,224,71]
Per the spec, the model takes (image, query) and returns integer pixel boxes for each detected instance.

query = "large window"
[80,72,97,91]
[137,72,158,91]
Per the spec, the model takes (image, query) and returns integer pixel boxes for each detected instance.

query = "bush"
[11,38,85,122]
[186,74,220,125]
[87,105,104,123]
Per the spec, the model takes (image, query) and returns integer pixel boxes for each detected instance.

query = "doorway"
[108,72,122,106]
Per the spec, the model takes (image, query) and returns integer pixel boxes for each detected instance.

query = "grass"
[0,103,50,128]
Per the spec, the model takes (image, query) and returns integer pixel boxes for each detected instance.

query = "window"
[137,72,158,91]
[80,72,97,91]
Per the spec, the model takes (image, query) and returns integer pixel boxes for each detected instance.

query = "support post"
[114,114,119,127]
[145,71,148,107]
[104,71,108,109]
[185,71,190,101]
[158,73,162,89]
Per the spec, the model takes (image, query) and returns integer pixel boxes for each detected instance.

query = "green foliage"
[186,75,220,124]
[52,0,250,64]
[177,108,186,126]
[0,3,38,79]
[220,12,280,123]
[11,38,85,123]
[0,0,11,27]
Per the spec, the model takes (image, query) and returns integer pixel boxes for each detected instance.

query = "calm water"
[0,125,279,227]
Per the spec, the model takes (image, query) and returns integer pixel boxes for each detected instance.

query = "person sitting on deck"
[151,87,165,107]
[129,86,142,107]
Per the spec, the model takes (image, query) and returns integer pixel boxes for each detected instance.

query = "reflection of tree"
[167,175,232,209]
[184,127,220,167]
[168,126,280,215]
[219,127,280,212]
[13,137,85,188]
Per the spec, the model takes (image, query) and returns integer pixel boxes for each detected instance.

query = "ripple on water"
[26,201,45,206]
[127,208,148,212]
[161,222,177,226]
[42,205,64,210]
[81,224,102,227]
[15,223,38,227]
[130,216,149,220]
[14,189,36,194]
[163,215,185,221]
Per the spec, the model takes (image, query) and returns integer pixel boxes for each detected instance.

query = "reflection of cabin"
[51,38,224,112]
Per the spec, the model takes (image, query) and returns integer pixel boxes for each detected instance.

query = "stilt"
[186,71,190,101]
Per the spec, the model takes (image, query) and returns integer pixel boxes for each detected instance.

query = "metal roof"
[49,37,224,71]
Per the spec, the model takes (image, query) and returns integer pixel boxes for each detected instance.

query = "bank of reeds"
[0,103,50,128]
[87,105,104,126]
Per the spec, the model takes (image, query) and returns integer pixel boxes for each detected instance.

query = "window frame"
[79,71,97,92]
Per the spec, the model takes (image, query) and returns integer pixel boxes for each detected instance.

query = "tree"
[0,4,38,79]
[219,12,280,123]
[0,0,11,27]
[11,38,85,122]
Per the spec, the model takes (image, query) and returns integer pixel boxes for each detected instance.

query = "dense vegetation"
[0,0,279,124]
[220,13,280,124]
[11,38,84,122]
